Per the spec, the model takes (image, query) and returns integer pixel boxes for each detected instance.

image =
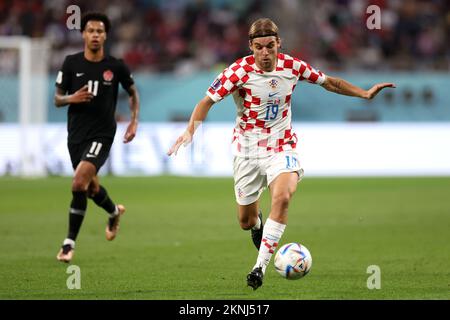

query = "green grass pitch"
[0,176,449,300]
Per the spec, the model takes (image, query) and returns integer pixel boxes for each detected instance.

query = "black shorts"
[68,138,113,172]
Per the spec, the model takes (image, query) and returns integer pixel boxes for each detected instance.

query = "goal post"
[0,36,50,177]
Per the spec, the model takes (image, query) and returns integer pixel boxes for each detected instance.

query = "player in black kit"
[54,13,140,263]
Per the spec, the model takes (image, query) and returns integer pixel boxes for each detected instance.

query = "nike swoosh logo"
[76,73,84,77]
[269,92,279,97]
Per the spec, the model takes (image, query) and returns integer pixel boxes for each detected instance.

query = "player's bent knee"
[239,221,253,230]
[239,213,259,230]
[71,177,89,192]
[87,184,100,197]
[272,192,291,209]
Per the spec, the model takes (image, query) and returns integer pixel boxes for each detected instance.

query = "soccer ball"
[274,243,312,280]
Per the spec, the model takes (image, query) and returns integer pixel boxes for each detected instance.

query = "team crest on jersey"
[269,79,278,89]
[103,70,114,82]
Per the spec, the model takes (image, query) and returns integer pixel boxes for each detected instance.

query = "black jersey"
[55,52,134,144]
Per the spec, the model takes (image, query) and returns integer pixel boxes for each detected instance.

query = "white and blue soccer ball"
[274,243,312,280]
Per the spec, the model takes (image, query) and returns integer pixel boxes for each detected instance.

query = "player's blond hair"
[248,18,279,41]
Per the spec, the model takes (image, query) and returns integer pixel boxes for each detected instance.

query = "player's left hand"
[365,83,396,99]
[167,130,193,156]
[123,121,138,143]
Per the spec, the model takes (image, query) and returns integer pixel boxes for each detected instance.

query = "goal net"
[0,36,50,177]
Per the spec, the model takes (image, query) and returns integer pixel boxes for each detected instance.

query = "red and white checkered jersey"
[206,53,327,158]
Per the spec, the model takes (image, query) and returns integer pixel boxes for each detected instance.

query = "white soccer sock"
[109,205,119,218]
[63,238,75,249]
[251,215,262,230]
[253,218,286,274]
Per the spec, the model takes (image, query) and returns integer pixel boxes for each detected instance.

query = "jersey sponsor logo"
[268,92,279,98]
[210,79,221,91]
[103,70,114,82]
[76,73,84,77]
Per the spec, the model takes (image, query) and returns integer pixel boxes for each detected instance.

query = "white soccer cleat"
[105,204,125,241]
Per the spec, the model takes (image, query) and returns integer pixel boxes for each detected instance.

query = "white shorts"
[233,150,304,206]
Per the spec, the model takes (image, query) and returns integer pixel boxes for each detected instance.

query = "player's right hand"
[167,130,193,156]
[69,85,94,104]
[365,83,396,99]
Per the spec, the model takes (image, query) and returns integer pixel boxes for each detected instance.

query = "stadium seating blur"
[0,0,449,123]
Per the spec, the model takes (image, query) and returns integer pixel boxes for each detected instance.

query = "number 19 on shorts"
[285,155,298,169]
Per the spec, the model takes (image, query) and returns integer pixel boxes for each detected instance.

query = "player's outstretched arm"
[167,95,215,156]
[321,76,396,99]
[123,85,140,143]
[54,85,94,107]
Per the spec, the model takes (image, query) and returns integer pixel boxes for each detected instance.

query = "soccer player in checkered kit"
[168,18,395,289]
[54,13,140,263]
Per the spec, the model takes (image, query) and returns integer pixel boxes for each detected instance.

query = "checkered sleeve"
[294,58,327,85]
[206,60,250,102]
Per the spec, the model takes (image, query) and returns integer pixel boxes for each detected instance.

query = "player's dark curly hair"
[80,12,111,33]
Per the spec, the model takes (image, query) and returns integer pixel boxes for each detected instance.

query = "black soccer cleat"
[247,267,264,290]
[251,211,264,250]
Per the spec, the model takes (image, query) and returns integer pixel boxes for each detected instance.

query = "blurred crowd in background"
[0,0,449,74]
